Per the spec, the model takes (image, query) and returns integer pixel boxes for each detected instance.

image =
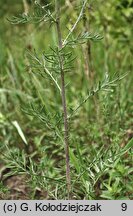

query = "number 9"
[121,203,127,211]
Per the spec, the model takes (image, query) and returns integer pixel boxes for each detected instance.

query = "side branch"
[63,0,88,46]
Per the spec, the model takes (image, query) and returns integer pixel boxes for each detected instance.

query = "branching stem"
[63,0,88,47]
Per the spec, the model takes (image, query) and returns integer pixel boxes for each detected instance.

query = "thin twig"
[28,51,61,93]
[23,0,29,15]
[63,0,88,47]
[43,65,61,93]
[68,73,127,118]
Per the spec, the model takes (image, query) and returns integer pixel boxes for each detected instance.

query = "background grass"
[0,0,133,199]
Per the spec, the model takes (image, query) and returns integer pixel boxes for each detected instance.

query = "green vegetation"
[0,0,133,200]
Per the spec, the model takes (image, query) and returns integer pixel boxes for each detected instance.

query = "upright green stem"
[55,0,71,198]
[23,0,29,15]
